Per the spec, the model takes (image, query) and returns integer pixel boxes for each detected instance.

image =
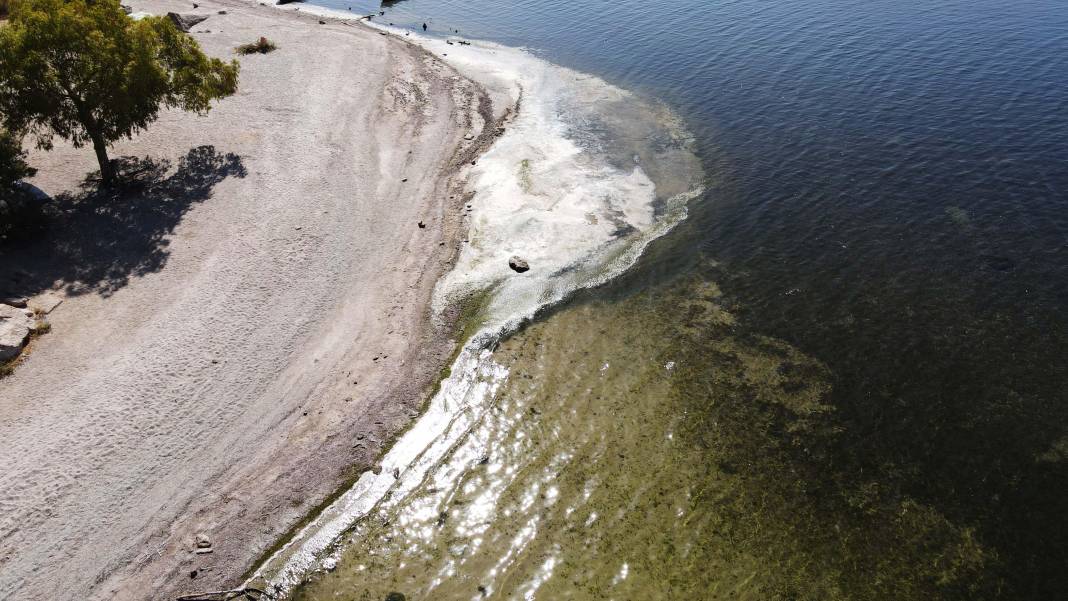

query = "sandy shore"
[0,1,491,598]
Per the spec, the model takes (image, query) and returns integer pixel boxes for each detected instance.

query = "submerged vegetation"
[294,263,1058,600]
[665,277,992,599]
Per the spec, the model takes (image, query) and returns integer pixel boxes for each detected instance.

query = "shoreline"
[0,1,495,599]
[245,17,706,598]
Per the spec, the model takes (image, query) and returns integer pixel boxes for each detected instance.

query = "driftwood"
[175,587,268,601]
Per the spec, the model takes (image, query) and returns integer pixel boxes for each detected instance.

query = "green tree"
[0,128,34,187]
[0,0,238,184]
[0,128,39,240]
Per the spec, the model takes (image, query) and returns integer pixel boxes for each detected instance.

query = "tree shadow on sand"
[0,145,246,298]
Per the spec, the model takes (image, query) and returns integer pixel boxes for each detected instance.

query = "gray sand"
[0,1,489,598]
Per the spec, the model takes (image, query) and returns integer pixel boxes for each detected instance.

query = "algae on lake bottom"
[292,271,991,600]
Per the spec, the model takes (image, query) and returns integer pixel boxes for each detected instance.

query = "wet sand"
[0,1,490,598]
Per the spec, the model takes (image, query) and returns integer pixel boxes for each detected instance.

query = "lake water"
[262,1,1068,598]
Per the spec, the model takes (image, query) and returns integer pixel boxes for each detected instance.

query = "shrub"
[236,37,277,55]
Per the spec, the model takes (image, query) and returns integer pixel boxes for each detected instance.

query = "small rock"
[401,178,408,182]
[195,533,211,549]
[319,20,326,24]
[167,12,209,33]
[371,465,383,475]
[218,10,227,14]
[189,569,198,579]
[194,547,213,554]
[385,593,406,601]
[463,133,474,140]
[120,4,132,14]
[508,256,530,273]
[417,221,426,229]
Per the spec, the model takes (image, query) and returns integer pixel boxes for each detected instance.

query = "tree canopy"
[0,128,34,188]
[0,0,238,183]
[0,127,39,240]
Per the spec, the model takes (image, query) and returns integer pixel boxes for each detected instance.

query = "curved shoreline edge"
[246,13,706,598]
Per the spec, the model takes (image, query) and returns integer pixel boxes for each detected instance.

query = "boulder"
[0,304,34,361]
[508,256,530,273]
[166,12,210,32]
[120,4,132,14]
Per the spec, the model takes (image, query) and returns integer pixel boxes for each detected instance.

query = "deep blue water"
[304,0,1068,597]
[304,0,1068,326]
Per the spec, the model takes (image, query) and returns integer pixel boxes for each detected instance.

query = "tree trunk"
[89,130,114,184]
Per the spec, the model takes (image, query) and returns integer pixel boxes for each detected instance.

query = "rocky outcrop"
[166,12,210,33]
[0,304,34,361]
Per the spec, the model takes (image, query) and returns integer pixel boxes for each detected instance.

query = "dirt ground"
[0,1,491,598]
